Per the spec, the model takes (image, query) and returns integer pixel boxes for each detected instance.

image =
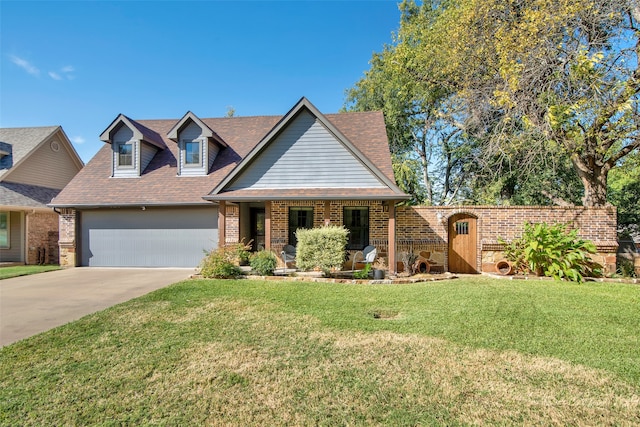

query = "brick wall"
[25,211,59,265]
[396,205,618,274]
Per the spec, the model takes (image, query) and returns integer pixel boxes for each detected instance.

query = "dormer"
[100,114,165,178]
[167,111,227,176]
[0,142,11,169]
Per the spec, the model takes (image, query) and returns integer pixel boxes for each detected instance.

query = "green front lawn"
[0,265,60,280]
[1,277,638,425]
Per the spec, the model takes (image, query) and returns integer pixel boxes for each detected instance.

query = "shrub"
[250,250,278,276]
[200,246,243,279]
[296,225,348,276]
[499,237,528,274]
[233,239,252,265]
[353,263,371,279]
[501,222,602,283]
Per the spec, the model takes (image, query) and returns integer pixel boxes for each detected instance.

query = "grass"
[1,276,639,425]
[0,265,60,280]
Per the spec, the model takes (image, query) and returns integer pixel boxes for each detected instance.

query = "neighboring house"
[51,97,618,273]
[0,126,84,264]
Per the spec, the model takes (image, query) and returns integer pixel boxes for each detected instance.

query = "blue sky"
[1,1,401,162]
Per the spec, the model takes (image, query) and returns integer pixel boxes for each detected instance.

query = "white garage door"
[80,207,218,267]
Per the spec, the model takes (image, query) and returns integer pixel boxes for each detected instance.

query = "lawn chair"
[352,245,377,271]
[280,245,296,272]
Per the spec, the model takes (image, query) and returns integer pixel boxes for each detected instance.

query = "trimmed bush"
[200,246,243,279]
[502,222,602,283]
[250,250,278,276]
[296,226,348,276]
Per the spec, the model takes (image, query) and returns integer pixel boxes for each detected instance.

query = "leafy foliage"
[502,222,602,283]
[232,239,252,265]
[353,263,372,279]
[250,250,278,276]
[200,246,243,279]
[346,0,640,207]
[295,226,348,276]
[607,151,640,238]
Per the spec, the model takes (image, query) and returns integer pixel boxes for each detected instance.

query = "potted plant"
[372,257,387,280]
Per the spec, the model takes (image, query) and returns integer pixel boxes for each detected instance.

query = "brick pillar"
[218,201,226,248]
[388,201,396,274]
[58,209,78,267]
[265,201,271,251]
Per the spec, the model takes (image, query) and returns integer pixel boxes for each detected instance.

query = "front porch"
[217,199,400,274]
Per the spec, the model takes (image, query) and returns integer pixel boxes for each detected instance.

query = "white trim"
[22,211,27,263]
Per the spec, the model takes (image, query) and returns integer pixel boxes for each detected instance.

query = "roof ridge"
[134,110,380,123]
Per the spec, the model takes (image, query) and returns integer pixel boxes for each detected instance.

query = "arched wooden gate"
[447,213,478,273]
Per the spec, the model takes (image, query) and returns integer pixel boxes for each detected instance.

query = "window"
[344,207,369,250]
[0,212,9,249]
[455,221,469,235]
[118,143,133,167]
[288,207,313,246]
[185,140,200,165]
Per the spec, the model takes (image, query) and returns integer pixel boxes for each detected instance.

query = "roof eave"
[202,194,411,202]
[48,201,218,209]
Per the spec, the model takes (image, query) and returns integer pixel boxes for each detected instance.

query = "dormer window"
[118,142,133,167]
[184,140,201,166]
[100,114,165,178]
[168,111,228,177]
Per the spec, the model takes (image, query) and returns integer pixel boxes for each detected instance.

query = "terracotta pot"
[495,260,514,275]
[414,258,431,274]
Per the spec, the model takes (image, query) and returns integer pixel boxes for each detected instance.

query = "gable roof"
[51,99,408,208]
[0,126,60,181]
[206,97,407,201]
[99,114,166,149]
[0,126,83,209]
[167,111,227,147]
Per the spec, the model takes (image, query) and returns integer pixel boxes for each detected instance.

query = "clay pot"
[414,257,431,274]
[495,260,514,275]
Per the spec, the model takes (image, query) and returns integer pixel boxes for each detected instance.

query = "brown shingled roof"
[51,107,405,207]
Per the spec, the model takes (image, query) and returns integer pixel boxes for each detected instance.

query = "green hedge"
[296,226,348,276]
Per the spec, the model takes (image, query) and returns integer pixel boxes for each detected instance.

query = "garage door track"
[0,267,193,347]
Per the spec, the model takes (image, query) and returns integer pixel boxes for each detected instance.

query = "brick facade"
[25,211,59,265]
[59,203,618,274]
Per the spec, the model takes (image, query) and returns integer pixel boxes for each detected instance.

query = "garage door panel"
[81,208,218,267]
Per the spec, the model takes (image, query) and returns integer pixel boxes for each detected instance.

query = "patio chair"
[352,245,377,271]
[280,245,296,272]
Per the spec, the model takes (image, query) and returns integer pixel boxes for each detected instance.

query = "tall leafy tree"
[348,0,640,207]
[345,1,471,205]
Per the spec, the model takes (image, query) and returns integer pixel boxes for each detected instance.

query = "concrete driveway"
[0,267,194,347]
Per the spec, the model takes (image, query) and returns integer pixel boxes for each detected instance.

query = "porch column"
[218,201,226,248]
[388,201,397,274]
[265,201,271,251]
[324,201,331,226]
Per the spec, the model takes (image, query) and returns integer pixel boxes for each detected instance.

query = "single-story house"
[0,126,84,264]
[50,97,618,273]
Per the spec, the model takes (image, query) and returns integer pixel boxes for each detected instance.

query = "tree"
[348,0,640,207]
[345,1,472,205]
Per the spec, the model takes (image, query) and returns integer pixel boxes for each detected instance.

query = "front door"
[250,208,266,252]
[448,214,477,273]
